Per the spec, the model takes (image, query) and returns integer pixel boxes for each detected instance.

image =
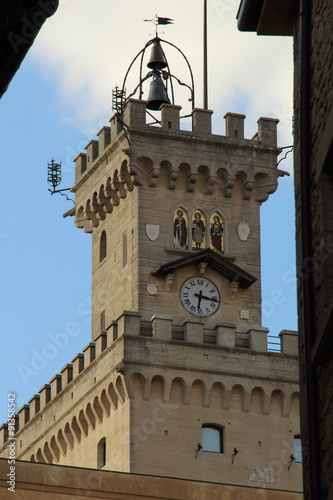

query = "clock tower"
[0,37,301,494]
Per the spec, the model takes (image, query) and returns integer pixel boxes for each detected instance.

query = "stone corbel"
[164,273,174,292]
[243,180,254,200]
[168,169,179,190]
[205,175,216,195]
[105,178,120,206]
[225,177,235,198]
[230,280,239,300]
[186,172,197,192]
[128,164,143,186]
[148,166,161,187]
[198,262,208,275]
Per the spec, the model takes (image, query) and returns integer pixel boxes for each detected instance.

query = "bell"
[146,75,170,110]
[147,41,167,70]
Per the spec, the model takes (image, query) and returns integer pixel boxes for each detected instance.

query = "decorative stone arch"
[269,388,285,416]
[100,388,111,416]
[169,376,187,405]
[108,382,118,409]
[190,379,208,407]
[150,374,166,401]
[64,422,75,449]
[50,435,60,462]
[249,386,266,414]
[115,375,127,403]
[57,429,67,455]
[93,396,104,423]
[289,391,300,418]
[208,381,226,409]
[129,372,146,400]
[229,383,247,411]
[175,162,194,192]
[78,410,88,437]
[36,448,45,463]
[120,159,134,192]
[30,454,35,462]
[86,403,96,430]
[216,167,235,198]
[43,441,53,464]
[71,415,81,444]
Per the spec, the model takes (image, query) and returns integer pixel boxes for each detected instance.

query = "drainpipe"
[299,0,320,498]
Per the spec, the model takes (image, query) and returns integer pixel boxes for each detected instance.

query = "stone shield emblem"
[146,224,160,241]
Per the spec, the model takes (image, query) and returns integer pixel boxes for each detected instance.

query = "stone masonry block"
[18,404,30,428]
[74,152,87,181]
[224,112,246,138]
[28,394,40,417]
[257,117,279,147]
[279,330,299,356]
[60,364,73,388]
[86,139,99,165]
[183,319,205,343]
[97,126,111,151]
[117,311,142,337]
[38,384,51,409]
[123,99,147,128]
[0,424,8,445]
[215,322,236,348]
[160,104,181,131]
[248,326,269,352]
[83,343,96,365]
[109,113,123,138]
[192,108,213,134]
[72,353,85,377]
[151,314,173,340]
[49,374,62,397]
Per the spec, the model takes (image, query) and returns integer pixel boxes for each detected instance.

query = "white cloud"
[32,0,293,157]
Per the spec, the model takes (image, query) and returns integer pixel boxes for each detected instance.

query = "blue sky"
[0,0,296,426]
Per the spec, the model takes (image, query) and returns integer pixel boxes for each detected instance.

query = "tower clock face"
[180,276,221,318]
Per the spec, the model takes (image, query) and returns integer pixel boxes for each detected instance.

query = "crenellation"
[279,330,299,356]
[0,424,8,445]
[160,103,181,131]
[117,311,142,337]
[28,394,40,417]
[86,139,99,165]
[248,326,269,351]
[60,364,73,388]
[74,152,87,180]
[97,125,111,151]
[49,374,62,397]
[151,314,173,340]
[71,353,84,377]
[18,404,30,428]
[215,322,236,348]
[257,117,279,147]
[95,331,108,356]
[224,112,246,139]
[183,318,205,343]
[39,384,51,409]
[192,108,213,134]
[83,342,96,365]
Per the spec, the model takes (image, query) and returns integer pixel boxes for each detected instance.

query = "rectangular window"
[294,435,302,463]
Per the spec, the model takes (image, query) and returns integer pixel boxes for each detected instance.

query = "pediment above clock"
[151,248,256,288]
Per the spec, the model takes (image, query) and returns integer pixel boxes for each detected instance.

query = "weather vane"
[143,14,174,37]
[47,159,74,203]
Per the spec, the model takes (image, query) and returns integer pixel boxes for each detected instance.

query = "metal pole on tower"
[203,0,208,109]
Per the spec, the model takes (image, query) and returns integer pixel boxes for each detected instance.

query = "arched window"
[202,424,223,453]
[97,437,106,468]
[100,231,107,262]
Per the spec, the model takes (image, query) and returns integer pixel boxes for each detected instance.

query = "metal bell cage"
[113,37,195,121]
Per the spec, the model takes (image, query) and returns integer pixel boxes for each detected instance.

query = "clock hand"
[196,290,203,311]
[194,292,219,303]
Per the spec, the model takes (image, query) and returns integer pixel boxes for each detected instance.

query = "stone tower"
[0,40,302,494]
